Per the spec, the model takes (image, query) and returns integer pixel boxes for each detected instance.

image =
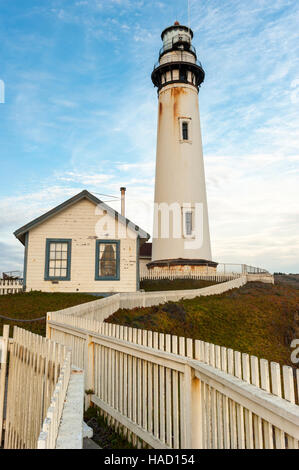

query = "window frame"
[95,239,120,281]
[179,117,192,143]
[44,238,72,281]
[182,206,195,239]
[185,211,193,236]
[182,121,189,140]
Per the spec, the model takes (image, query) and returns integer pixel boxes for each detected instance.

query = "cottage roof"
[14,189,150,245]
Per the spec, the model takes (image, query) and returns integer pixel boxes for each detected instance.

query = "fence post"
[84,335,94,410]
[46,313,52,339]
[183,364,192,448]
[191,370,203,449]
[0,325,10,444]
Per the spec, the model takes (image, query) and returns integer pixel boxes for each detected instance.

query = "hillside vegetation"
[106,281,299,366]
[0,291,97,336]
[140,278,221,291]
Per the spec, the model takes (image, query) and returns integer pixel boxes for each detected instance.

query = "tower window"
[179,68,187,82]
[185,211,193,236]
[182,121,189,140]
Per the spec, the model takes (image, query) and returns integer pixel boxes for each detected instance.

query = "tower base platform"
[146,258,218,275]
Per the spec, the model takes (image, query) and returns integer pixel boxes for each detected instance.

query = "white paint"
[152,26,212,263]
[26,198,139,293]
[48,315,299,449]
[56,368,85,449]
[49,276,247,324]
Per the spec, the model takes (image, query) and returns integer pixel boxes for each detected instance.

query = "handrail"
[191,360,299,438]
[47,316,299,447]
[153,54,203,70]
[159,34,196,57]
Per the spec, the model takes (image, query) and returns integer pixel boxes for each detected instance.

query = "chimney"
[120,187,126,217]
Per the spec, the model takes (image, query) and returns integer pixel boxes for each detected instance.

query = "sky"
[0,0,298,275]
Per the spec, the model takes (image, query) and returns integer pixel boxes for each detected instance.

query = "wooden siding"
[26,199,138,293]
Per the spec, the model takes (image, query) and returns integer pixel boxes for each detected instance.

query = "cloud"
[0,242,24,275]
[1,0,299,274]
[57,171,112,185]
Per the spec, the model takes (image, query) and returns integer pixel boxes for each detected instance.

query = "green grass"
[0,291,98,337]
[106,282,299,366]
[140,278,221,291]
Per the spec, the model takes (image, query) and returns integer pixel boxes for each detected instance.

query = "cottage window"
[95,240,120,281]
[45,239,71,280]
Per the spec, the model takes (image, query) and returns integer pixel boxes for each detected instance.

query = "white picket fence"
[140,263,269,281]
[0,280,23,295]
[0,325,83,449]
[49,276,248,324]
[47,313,299,449]
[140,271,239,282]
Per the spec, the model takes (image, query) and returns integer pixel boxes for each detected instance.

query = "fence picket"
[283,366,297,448]
[171,335,180,449]
[241,353,254,449]
[270,362,285,449]
[44,314,299,451]
[250,356,263,449]
[2,326,73,449]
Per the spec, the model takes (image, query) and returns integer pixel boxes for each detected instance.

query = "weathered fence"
[0,326,83,449]
[47,314,299,449]
[49,276,248,324]
[0,279,23,295]
[140,271,240,281]
[140,264,269,281]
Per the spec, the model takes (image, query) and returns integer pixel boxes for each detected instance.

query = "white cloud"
[1,1,299,274]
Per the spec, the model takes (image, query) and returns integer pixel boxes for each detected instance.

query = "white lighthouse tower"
[149,22,217,274]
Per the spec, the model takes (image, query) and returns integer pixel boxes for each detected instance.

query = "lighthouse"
[149,22,217,274]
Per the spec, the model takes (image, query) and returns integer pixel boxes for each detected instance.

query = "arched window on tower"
[182,121,189,140]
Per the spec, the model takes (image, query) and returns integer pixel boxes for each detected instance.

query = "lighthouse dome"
[161,22,193,54]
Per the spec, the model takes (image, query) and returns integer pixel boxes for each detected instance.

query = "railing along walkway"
[47,314,299,449]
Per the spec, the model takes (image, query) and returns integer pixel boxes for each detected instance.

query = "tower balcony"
[154,51,202,69]
[151,59,205,91]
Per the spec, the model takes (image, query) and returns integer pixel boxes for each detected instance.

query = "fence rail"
[0,280,23,295]
[0,326,82,449]
[140,271,240,282]
[140,264,269,281]
[47,314,299,449]
[49,276,248,324]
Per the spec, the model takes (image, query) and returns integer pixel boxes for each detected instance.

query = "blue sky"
[0,0,298,274]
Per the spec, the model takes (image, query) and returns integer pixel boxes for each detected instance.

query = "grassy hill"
[140,278,221,291]
[0,291,97,336]
[106,281,299,366]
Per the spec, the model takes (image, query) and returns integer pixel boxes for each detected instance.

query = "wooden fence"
[0,326,78,449]
[140,271,240,282]
[47,314,299,449]
[0,280,23,295]
[140,264,269,281]
[49,276,248,324]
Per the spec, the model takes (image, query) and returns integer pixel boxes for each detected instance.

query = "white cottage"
[14,190,150,293]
